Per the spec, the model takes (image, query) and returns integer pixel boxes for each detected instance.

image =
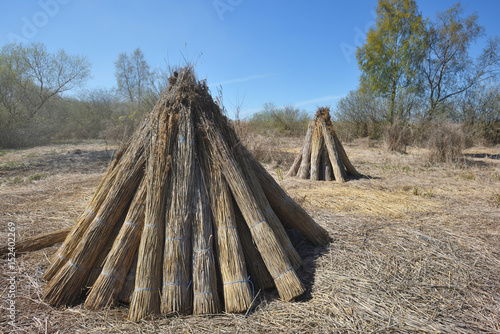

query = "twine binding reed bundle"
[42,66,330,321]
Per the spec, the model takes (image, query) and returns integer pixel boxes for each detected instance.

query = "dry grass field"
[0,139,499,333]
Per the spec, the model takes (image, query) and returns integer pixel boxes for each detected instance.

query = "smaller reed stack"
[288,107,360,182]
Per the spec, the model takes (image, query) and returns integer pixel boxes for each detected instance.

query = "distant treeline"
[335,1,499,145]
[0,44,169,148]
[0,2,498,149]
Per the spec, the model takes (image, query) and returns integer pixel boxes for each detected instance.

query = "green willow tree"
[356,0,427,124]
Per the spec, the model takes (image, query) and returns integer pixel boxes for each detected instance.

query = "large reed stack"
[42,66,330,321]
[288,107,360,182]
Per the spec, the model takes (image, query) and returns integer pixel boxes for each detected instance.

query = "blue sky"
[1,1,499,119]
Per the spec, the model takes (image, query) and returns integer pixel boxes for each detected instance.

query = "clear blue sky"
[1,1,499,119]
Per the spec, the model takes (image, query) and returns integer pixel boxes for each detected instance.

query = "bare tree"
[422,3,500,120]
[114,48,152,114]
[0,42,91,122]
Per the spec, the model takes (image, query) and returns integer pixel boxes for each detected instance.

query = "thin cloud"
[209,73,278,87]
[293,95,343,108]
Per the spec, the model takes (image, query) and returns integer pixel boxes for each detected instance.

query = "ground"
[0,139,499,333]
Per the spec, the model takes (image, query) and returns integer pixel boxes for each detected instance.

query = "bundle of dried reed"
[84,179,147,310]
[129,103,176,321]
[288,107,359,181]
[118,255,138,303]
[161,107,194,315]
[0,227,71,257]
[232,202,275,290]
[191,163,221,314]
[200,141,253,313]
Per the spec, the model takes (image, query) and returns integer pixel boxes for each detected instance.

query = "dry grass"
[1,141,499,333]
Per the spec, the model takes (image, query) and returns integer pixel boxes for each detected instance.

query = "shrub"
[427,123,465,164]
[384,119,412,153]
[468,121,500,146]
[29,174,47,181]
[249,103,310,137]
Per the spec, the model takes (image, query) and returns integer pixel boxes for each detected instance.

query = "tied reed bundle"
[85,213,126,288]
[287,121,312,177]
[200,141,253,313]
[0,227,71,257]
[191,163,221,314]
[310,124,324,181]
[128,101,176,321]
[119,255,138,303]
[84,179,147,310]
[161,106,194,315]
[297,121,315,179]
[232,202,274,290]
